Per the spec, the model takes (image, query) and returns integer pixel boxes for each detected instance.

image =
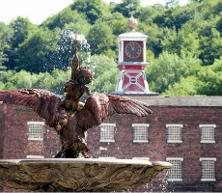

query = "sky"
[0,0,189,25]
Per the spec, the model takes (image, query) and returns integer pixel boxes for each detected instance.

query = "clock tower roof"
[118,31,147,40]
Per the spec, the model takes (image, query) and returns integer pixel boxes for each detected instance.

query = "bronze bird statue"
[0,89,152,158]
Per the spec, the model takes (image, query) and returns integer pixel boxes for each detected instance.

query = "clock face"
[124,41,143,62]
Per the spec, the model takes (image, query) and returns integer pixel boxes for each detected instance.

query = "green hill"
[0,0,222,95]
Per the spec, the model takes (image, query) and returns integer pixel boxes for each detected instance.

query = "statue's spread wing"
[76,93,152,131]
[0,89,61,127]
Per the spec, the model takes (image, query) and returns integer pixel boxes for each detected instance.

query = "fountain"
[0,33,172,192]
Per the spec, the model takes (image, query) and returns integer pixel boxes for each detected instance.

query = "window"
[100,123,116,142]
[166,158,183,181]
[27,121,44,140]
[166,124,183,143]
[200,124,216,143]
[132,123,149,143]
[200,158,216,181]
[26,155,44,159]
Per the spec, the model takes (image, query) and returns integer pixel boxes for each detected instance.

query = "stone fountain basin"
[0,158,172,192]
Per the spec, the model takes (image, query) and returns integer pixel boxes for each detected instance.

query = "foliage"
[197,59,222,95]
[90,55,118,93]
[97,12,128,35]
[0,22,13,66]
[199,27,222,65]
[42,8,90,35]
[87,22,116,56]
[5,17,37,69]
[0,69,70,94]
[146,52,201,93]
[0,0,222,96]
[164,76,202,96]
[112,0,141,18]
[16,28,60,72]
[164,58,222,96]
[72,0,110,24]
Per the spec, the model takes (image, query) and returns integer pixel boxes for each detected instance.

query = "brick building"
[0,104,60,159]
[87,95,222,191]
[0,96,222,191]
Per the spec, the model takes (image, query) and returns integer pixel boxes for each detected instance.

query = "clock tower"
[116,16,153,95]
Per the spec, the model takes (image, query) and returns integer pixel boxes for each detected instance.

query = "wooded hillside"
[0,0,222,95]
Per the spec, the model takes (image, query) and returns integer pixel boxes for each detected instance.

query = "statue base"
[0,158,172,192]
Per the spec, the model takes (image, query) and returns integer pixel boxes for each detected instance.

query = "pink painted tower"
[116,16,154,95]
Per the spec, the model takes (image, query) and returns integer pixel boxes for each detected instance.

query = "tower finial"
[128,15,138,31]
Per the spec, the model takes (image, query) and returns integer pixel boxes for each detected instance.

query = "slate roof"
[127,95,222,107]
[1,95,222,107]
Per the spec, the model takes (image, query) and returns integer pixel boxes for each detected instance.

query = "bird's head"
[75,67,93,85]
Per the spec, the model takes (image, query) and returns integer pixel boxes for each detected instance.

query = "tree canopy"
[0,0,222,95]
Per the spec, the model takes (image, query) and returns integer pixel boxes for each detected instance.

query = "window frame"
[199,124,216,144]
[132,157,150,161]
[99,123,116,143]
[166,157,183,182]
[166,124,183,143]
[98,156,116,160]
[26,155,44,159]
[200,157,216,182]
[27,121,44,141]
[132,123,149,143]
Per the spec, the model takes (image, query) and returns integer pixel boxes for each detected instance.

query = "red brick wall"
[87,106,222,192]
[163,107,222,192]
[1,103,222,191]
[0,104,60,159]
[0,104,5,158]
[43,125,61,158]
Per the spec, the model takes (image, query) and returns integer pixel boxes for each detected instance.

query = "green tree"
[153,5,195,30]
[0,22,13,66]
[113,0,141,18]
[98,12,127,35]
[138,5,164,25]
[197,58,222,95]
[90,55,118,93]
[42,8,90,34]
[153,8,174,29]
[164,76,202,96]
[146,52,201,93]
[9,17,36,48]
[87,22,116,56]
[199,28,222,65]
[162,27,199,57]
[72,0,110,24]
[16,28,60,72]
[5,17,37,69]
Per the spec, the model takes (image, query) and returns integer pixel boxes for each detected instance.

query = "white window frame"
[199,124,216,144]
[100,123,116,143]
[26,155,44,159]
[166,157,183,182]
[132,123,149,143]
[98,156,116,160]
[27,121,44,141]
[200,157,216,182]
[132,157,150,161]
[166,124,183,143]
